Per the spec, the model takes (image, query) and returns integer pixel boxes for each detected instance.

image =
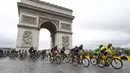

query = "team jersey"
[60,49,65,53]
[100,46,113,54]
[106,45,113,54]
[100,46,106,51]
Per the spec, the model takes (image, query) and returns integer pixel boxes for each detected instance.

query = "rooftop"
[29,0,73,12]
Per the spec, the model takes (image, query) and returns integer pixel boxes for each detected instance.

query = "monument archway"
[40,21,57,48]
[16,0,74,50]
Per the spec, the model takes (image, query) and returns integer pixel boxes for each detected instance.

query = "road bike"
[98,54,123,69]
[72,54,90,67]
[49,53,61,64]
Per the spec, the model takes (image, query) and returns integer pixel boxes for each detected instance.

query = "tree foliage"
[124,49,130,56]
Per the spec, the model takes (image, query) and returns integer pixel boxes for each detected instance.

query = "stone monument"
[16,0,75,50]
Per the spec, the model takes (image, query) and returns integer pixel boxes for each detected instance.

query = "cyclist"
[69,47,76,58]
[93,44,104,59]
[100,43,113,60]
[41,50,47,56]
[28,46,34,59]
[41,50,47,59]
[78,44,85,52]
[73,44,84,64]
[51,45,59,57]
[28,46,34,54]
[60,47,66,56]
[106,43,113,54]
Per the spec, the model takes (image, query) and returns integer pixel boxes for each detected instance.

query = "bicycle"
[49,53,61,64]
[60,53,69,63]
[64,54,73,63]
[98,53,123,69]
[72,54,90,67]
[90,53,105,67]
[29,53,38,62]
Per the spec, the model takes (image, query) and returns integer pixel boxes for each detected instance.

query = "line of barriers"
[84,56,130,61]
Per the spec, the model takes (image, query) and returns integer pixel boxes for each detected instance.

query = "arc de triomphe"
[16,0,75,50]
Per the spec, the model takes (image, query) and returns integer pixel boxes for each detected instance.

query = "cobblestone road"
[0,58,130,73]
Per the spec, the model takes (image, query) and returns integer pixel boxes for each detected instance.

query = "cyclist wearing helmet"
[51,45,59,57]
[93,44,103,58]
[73,46,79,56]
[78,44,84,52]
[106,43,113,55]
[60,47,65,55]
[69,47,77,57]
[100,43,113,56]
[28,46,34,55]
[74,45,84,62]
[60,47,66,59]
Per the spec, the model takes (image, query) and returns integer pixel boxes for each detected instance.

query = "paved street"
[0,58,130,73]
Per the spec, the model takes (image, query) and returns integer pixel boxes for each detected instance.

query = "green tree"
[124,49,130,56]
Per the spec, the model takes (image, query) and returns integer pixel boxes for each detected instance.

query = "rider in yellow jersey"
[100,43,113,60]
[106,43,113,54]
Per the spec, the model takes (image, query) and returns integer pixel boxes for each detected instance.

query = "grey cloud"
[73,15,130,33]
[80,39,130,50]
[1,0,130,49]
[71,0,130,33]
[0,38,16,47]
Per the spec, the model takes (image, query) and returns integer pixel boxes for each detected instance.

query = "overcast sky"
[0,0,130,50]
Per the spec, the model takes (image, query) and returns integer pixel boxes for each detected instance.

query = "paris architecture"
[16,0,75,50]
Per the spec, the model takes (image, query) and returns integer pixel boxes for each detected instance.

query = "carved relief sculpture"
[61,23,71,30]
[62,36,69,48]
[39,17,59,27]
[21,15,37,25]
[22,31,32,46]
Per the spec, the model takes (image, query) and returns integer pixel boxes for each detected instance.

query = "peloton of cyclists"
[27,43,113,62]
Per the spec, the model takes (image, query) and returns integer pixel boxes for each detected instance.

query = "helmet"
[108,43,112,48]
[75,46,78,48]
[30,46,34,50]
[99,44,103,48]
[108,43,112,46]
[63,47,65,50]
[80,44,83,46]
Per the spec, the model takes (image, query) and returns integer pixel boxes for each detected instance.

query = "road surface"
[0,58,129,73]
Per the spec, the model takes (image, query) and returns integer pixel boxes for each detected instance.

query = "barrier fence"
[81,56,130,61]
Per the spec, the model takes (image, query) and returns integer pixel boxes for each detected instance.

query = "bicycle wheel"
[65,56,70,63]
[72,58,78,66]
[90,58,97,66]
[69,57,73,64]
[42,56,45,60]
[49,57,54,64]
[82,58,90,67]
[98,59,105,68]
[60,56,64,62]
[56,56,61,64]
[111,58,123,69]
[105,58,111,67]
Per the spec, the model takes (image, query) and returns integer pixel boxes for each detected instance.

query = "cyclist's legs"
[74,52,80,62]
[52,51,57,58]
[103,51,108,60]
[93,52,98,58]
